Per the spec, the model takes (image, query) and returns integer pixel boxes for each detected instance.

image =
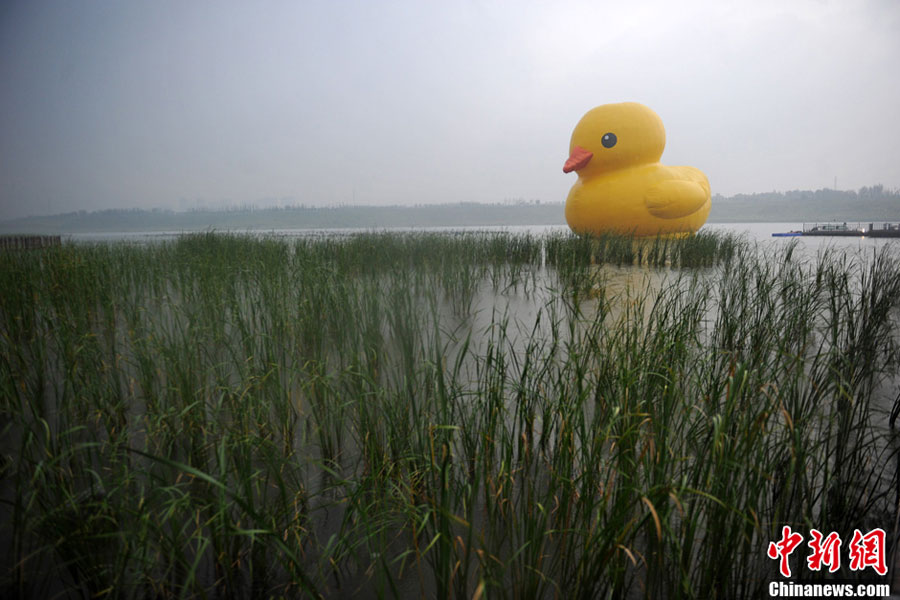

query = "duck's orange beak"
[563,146,593,173]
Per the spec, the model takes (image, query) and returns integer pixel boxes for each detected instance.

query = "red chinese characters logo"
[848,528,887,576]
[768,526,804,577]
[768,527,887,577]
[807,529,841,572]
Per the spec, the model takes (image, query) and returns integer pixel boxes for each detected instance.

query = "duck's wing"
[644,170,710,219]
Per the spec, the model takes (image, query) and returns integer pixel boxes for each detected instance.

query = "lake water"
[13,221,900,597]
[704,222,900,253]
[66,222,900,252]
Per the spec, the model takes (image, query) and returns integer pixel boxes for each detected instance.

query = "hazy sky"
[1,0,898,219]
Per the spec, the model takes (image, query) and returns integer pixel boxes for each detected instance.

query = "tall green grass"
[1,231,898,598]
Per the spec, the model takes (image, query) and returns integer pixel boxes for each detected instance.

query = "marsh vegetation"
[1,231,899,598]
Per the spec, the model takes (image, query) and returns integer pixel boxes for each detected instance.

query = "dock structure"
[0,235,62,250]
[803,222,900,238]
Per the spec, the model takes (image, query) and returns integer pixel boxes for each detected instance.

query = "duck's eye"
[601,133,617,148]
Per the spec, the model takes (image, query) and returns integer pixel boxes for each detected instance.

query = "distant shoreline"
[2,187,898,234]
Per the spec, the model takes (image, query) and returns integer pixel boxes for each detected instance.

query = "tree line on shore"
[2,186,898,233]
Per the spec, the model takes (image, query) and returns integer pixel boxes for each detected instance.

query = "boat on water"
[772,231,803,237]
[802,222,900,238]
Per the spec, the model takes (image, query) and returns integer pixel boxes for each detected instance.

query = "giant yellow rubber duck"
[563,102,711,237]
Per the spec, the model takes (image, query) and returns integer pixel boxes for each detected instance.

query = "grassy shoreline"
[2,231,899,598]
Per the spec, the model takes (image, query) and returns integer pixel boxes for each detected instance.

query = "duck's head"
[563,102,666,177]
